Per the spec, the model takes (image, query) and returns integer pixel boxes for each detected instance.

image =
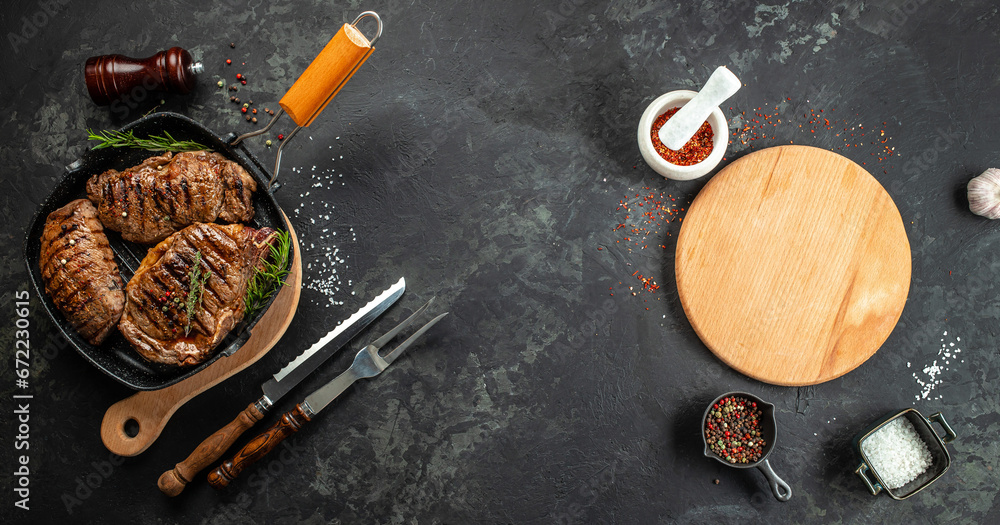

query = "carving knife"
[157,277,405,496]
[207,299,447,488]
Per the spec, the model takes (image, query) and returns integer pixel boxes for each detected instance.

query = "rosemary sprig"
[86,128,209,152]
[185,251,210,336]
[244,230,291,319]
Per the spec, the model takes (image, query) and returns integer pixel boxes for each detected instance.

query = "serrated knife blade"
[261,277,405,403]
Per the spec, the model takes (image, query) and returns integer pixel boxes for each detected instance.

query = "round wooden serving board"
[101,217,302,456]
[675,145,910,386]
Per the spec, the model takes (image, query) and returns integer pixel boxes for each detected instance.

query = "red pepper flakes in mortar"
[650,108,714,166]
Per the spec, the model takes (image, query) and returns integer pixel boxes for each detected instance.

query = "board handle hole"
[123,418,140,438]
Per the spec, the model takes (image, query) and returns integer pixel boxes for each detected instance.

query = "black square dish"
[853,408,956,500]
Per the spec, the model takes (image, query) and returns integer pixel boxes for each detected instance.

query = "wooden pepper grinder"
[84,47,202,106]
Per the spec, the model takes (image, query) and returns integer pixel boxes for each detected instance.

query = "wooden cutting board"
[675,145,910,386]
[101,217,302,456]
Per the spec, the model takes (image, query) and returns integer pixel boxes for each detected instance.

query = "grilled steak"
[119,223,278,367]
[86,151,257,244]
[39,199,125,345]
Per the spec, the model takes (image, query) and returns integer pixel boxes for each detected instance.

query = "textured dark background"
[1,0,999,523]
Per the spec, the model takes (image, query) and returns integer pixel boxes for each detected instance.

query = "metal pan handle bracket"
[928,412,957,443]
[229,11,382,189]
[229,108,297,189]
[855,462,882,496]
[352,11,383,45]
[230,108,286,147]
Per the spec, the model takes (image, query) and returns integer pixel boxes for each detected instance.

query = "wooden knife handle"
[157,400,267,496]
[207,404,312,489]
[279,22,374,127]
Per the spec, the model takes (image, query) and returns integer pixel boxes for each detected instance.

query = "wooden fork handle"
[157,400,267,496]
[207,404,312,489]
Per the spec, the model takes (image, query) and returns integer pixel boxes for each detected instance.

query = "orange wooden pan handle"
[207,404,312,488]
[279,13,380,127]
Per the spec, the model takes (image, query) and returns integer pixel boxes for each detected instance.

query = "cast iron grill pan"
[23,112,291,390]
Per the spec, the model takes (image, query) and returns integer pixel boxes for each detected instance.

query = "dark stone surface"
[1,0,998,523]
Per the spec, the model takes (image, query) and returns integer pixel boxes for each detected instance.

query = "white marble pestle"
[658,66,741,151]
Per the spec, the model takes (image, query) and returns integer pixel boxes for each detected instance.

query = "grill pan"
[22,11,382,390]
[24,112,293,390]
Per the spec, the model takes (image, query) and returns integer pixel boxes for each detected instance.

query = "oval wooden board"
[101,216,302,456]
[675,145,910,386]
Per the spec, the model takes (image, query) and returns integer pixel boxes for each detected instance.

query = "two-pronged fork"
[207,298,447,488]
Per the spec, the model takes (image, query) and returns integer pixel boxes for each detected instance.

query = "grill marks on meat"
[218,160,255,223]
[119,223,278,367]
[39,199,125,345]
[86,151,257,244]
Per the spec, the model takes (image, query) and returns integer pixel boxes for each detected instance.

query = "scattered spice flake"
[613,188,685,251]
[602,186,688,298]
[634,273,660,293]
[729,97,899,173]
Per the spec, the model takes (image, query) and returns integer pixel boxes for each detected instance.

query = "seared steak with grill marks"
[39,199,125,345]
[86,151,257,244]
[119,223,278,367]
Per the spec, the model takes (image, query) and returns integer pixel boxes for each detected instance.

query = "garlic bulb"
[968,168,1000,219]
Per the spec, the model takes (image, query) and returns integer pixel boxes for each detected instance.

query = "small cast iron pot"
[701,391,792,502]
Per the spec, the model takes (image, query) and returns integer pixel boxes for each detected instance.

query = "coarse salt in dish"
[861,417,933,489]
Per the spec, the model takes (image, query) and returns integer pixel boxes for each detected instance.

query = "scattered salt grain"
[861,417,932,490]
[290,150,359,307]
[913,330,963,401]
